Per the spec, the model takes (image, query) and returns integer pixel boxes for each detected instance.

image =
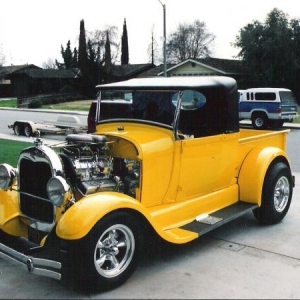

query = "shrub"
[28,99,42,108]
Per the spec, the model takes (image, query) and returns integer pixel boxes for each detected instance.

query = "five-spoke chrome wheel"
[274,176,290,213]
[94,224,135,278]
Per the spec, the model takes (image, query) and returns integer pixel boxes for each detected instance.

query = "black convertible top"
[96,76,236,91]
[96,76,239,136]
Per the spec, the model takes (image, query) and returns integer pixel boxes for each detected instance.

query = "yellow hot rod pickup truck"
[0,76,295,291]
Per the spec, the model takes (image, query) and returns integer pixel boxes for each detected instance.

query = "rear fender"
[238,146,290,205]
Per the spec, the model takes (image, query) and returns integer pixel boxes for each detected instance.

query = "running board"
[181,202,258,236]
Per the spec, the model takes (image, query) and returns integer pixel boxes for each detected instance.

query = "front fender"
[238,146,290,205]
[56,192,152,240]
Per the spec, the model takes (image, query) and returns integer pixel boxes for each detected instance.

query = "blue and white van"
[239,88,298,129]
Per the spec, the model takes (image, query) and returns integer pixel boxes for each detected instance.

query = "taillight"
[277,107,282,114]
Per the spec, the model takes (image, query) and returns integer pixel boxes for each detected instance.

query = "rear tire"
[253,162,293,225]
[24,124,32,137]
[252,113,268,130]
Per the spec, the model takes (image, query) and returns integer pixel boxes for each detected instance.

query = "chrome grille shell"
[18,144,63,224]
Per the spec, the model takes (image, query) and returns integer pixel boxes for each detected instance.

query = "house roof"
[0,64,40,79]
[111,64,154,79]
[6,68,81,79]
[157,58,244,76]
[137,64,175,77]
[194,57,244,74]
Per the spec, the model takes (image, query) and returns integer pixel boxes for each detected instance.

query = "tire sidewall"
[254,162,293,224]
[24,124,32,137]
[252,114,268,130]
[14,125,21,136]
[74,211,142,292]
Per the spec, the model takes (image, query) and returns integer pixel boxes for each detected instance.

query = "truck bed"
[239,128,289,150]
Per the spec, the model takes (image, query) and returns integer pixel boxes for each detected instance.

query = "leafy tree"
[234,8,300,91]
[72,48,78,67]
[88,26,120,65]
[121,18,129,65]
[42,58,58,69]
[61,40,73,69]
[166,20,215,63]
[57,21,120,95]
[57,41,78,69]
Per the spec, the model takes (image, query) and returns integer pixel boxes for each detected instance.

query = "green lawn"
[0,139,33,167]
[42,100,93,111]
[0,99,18,107]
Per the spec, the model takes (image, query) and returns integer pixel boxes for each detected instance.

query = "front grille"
[19,158,54,223]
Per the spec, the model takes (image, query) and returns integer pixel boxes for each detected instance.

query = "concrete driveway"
[0,172,299,299]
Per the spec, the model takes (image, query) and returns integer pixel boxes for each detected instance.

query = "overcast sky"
[1,0,299,67]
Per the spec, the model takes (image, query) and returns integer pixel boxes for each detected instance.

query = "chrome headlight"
[0,164,17,190]
[46,176,70,206]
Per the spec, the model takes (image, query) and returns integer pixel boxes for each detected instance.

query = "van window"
[246,92,254,100]
[255,92,276,101]
[279,91,298,105]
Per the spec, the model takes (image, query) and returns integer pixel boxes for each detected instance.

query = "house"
[5,67,81,97]
[138,57,247,88]
[0,64,40,97]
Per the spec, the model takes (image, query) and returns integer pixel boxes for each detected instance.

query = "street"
[0,109,300,299]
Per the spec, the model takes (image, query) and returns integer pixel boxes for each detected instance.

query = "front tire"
[73,212,142,292]
[253,162,293,224]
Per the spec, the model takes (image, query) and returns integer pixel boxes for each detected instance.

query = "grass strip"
[0,139,33,167]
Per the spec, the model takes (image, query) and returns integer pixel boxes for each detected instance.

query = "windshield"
[97,89,207,126]
[98,90,176,126]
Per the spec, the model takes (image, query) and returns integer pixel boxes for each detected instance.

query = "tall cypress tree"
[78,19,88,73]
[78,19,94,96]
[121,18,129,65]
[105,31,112,80]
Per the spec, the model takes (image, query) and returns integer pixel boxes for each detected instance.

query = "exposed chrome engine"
[61,134,140,198]
[14,133,140,229]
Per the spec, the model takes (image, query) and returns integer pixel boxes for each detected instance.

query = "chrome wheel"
[252,114,268,129]
[94,224,135,278]
[254,117,264,128]
[274,176,290,213]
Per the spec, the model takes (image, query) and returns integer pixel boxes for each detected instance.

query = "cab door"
[175,133,239,202]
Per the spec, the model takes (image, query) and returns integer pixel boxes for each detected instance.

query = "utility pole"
[158,0,167,77]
